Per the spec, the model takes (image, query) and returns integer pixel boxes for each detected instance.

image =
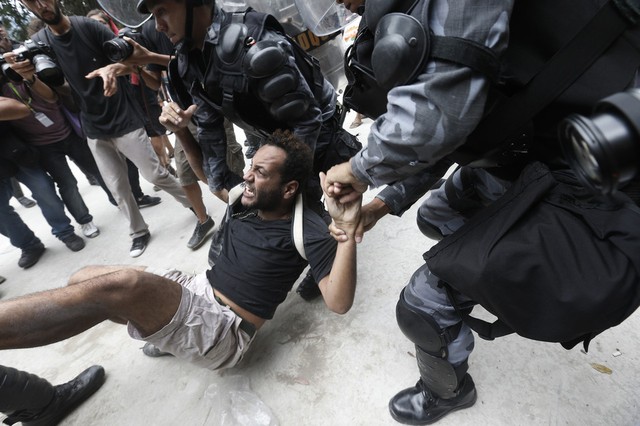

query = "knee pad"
[416,212,444,241]
[396,289,462,356]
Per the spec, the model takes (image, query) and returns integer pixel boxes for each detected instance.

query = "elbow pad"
[244,40,310,121]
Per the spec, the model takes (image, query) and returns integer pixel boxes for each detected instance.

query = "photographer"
[88,15,223,251]
[0,118,84,264]
[2,34,102,241]
[17,0,194,258]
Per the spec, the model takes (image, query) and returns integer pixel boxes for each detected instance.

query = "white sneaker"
[81,221,100,238]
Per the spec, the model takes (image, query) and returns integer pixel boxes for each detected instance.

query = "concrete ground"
[1,113,639,425]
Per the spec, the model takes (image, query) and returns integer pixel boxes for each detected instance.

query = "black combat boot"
[389,374,477,425]
[1,365,105,426]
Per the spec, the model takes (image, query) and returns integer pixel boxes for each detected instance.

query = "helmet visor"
[96,0,152,28]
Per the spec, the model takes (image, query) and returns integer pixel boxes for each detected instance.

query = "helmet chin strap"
[179,0,196,53]
[179,0,215,54]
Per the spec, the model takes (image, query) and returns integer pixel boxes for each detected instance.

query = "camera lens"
[103,38,134,62]
[32,54,65,86]
[559,90,640,195]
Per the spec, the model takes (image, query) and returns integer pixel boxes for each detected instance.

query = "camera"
[103,27,145,62]
[0,40,64,86]
[559,88,640,195]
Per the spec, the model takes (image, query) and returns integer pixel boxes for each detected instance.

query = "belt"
[214,295,256,338]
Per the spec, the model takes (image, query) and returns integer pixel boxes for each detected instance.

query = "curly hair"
[261,130,313,192]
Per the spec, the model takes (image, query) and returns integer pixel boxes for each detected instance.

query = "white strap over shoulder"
[228,184,244,206]
[292,193,306,260]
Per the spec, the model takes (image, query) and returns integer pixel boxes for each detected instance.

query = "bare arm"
[139,68,162,91]
[2,52,58,103]
[85,63,133,97]
[120,36,171,68]
[318,172,362,314]
[0,96,31,120]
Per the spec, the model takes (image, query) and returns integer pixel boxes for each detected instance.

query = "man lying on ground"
[0,130,361,371]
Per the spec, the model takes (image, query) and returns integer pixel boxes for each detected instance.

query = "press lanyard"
[8,82,54,127]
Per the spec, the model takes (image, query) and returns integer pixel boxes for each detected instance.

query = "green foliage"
[0,0,31,40]
[0,0,100,41]
[61,0,101,18]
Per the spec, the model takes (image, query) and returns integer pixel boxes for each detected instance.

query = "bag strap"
[292,194,307,260]
[227,184,306,259]
[441,281,514,340]
[463,0,637,157]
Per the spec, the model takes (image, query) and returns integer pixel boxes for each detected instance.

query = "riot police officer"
[102,0,360,298]
[322,0,640,424]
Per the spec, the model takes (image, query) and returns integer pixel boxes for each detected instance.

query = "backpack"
[432,1,640,350]
[424,162,640,351]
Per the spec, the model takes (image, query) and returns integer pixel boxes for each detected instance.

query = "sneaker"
[142,342,173,358]
[136,195,162,208]
[187,216,215,250]
[296,271,322,301]
[18,242,45,268]
[62,234,85,252]
[130,233,151,258]
[17,196,36,208]
[5,365,106,426]
[80,221,100,238]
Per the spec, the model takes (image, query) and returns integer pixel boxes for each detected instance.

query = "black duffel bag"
[424,161,640,350]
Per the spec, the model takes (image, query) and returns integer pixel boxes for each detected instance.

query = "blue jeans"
[11,166,75,240]
[0,178,42,250]
[36,133,95,225]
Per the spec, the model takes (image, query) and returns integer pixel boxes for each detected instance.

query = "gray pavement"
[1,115,639,425]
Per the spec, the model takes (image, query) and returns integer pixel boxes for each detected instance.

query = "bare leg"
[67,264,145,285]
[162,134,174,158]
[175,129,206,183]
[150,135,170,168]
[0,266,182,350]
[182,183,208,223]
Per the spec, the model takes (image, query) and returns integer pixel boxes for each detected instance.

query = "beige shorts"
[173,138,198,186]
[127,268,255,370]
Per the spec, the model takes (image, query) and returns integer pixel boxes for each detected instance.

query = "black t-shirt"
[207,205,337,319]
[33,17,144,139]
